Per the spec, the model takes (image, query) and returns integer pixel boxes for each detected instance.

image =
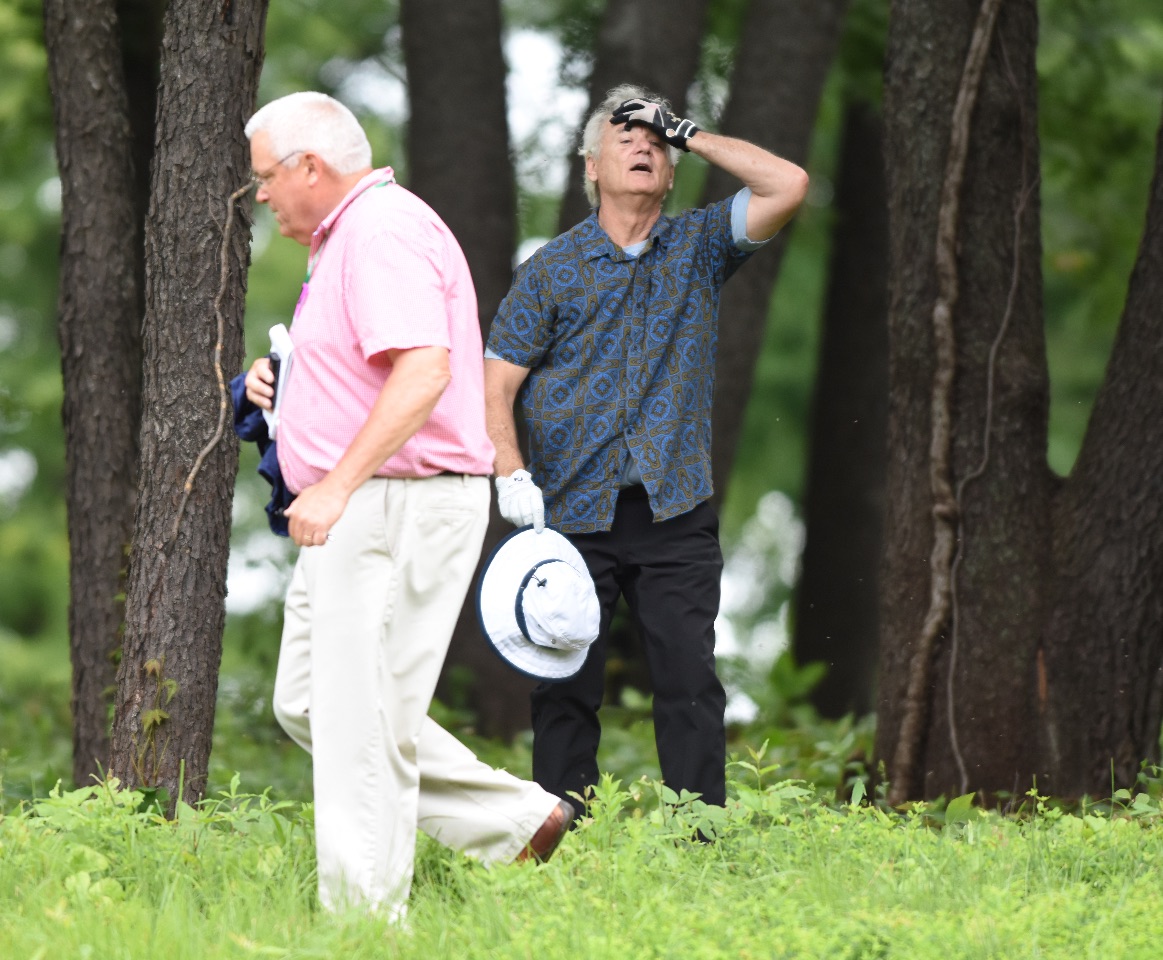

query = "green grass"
[3,766,1163,959]
[5,634,1163,957]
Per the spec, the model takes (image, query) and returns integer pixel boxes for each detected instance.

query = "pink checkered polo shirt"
[276,168,495,493]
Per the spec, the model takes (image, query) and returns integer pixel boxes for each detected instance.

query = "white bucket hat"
[476,526,601,682]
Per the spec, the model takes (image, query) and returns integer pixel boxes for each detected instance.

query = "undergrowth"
[3,753,1163,959]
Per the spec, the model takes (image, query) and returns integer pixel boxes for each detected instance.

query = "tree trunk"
[400,0,535,737]
[701,0,850,509]
[44,0,144,787]
[110,0,267,807]
[400,0,515,328]
[1039,107,1163,795]
[879,0,1163,803]
[793,99,888,720]
[877,0,1055,801]
[556,0,711,232]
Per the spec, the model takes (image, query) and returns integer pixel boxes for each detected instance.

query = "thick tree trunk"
[877,0,1054,800]
[556,0,711,232]
[44,0,144,786]
[400,0,534,737]
[1039,108,1163,794]
[879,0,1163,803]
[793,100,888,720]
[110,0,267,807]
[701,0,850,508]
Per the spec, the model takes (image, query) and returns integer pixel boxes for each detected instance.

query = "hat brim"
[476,526,595,682]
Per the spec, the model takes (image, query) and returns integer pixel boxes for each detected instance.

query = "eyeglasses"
[250,150,304,189]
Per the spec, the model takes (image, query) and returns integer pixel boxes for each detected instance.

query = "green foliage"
[837,0,889,107]
[1039,0,1163,474]
[4,768,1163,958]
[0,633,72,806]
[0,0,70,643]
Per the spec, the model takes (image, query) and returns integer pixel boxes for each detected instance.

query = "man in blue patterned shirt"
[484,84,808,814]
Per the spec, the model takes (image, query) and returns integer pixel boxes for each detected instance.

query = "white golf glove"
[495,469,545,532]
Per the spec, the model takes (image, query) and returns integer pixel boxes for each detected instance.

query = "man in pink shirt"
[242,92,570,920]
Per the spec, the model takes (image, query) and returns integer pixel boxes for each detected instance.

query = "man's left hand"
[284,480,348,547]
[610,98,699,152]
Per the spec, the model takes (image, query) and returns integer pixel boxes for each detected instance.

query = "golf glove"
[495,469,545,531]
[610,98,699,152]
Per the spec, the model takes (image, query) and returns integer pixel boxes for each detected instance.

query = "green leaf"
[849,778,866,808]
[141,708,169,733]
[945,792,977,825]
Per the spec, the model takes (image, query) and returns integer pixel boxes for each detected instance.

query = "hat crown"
[518,560,600,652]
[476,526,600,682]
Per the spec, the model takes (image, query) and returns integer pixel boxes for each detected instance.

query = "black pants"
[531,494,727,808]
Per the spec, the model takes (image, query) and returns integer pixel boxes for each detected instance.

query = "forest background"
[2,0,1163,808]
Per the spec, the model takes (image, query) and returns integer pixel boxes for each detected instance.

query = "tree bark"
[110,0,267,807]
[400,0,535,737]
[879,0,1163,803]
[877,0,1055,801]
[44,0,144,787]
[556,0,711,232]
[400,0,515,329]
[1039,107,1163,794]
[701,0,850,509]
[793,99,888,720]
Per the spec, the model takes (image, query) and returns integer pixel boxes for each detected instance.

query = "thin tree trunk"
[400,0,515,327]
[557,0,711,232]
[110,0,267,808]
[44,0,144,786]
[793,99,888,720]
[701,0,850,509]
[400,0,533,737]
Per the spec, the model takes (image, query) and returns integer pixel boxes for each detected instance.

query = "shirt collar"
[311,166,396,249]
[577,208,675,262]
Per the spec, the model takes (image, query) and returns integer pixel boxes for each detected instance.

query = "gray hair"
[578,83,683,208]
[245,92,372,175]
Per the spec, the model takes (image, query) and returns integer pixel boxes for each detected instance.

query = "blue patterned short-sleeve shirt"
[487,194,754,534]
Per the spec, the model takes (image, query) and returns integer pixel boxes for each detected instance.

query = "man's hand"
[245,355,275,410]
[284,479,348,547]
[610,98,699,152]
[495,469,545,532]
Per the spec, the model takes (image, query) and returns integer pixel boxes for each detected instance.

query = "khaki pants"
[273,475,559,918]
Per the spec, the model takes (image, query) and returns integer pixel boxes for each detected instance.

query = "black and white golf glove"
[610,98,699,152]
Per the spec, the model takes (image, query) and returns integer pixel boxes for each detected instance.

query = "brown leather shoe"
[515,799,575,863]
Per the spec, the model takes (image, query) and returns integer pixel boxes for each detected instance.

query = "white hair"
[245,92,372,175]
[578,83,682,208]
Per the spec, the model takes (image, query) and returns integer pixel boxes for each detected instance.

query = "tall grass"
[3,762,1163,959]
[4,634,1163,957]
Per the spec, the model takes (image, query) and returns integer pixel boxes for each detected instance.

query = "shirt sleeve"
[486,254,552,369]
[346,210,452,360]
[731,187,774,252]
